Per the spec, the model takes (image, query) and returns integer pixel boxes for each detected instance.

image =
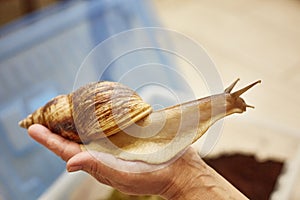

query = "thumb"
[66,150,126,186]
[67,151,99,172]
[66,151,121,187]
[66,151,93,172]
[66,150,119,173]
[67,149,177,174]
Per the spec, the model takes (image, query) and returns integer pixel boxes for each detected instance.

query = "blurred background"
[0,0,300,199]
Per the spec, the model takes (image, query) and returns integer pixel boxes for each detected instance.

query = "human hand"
[28,124,248,200]
[28,124,200,198]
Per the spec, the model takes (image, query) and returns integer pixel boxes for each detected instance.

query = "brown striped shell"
[19,81,152,143]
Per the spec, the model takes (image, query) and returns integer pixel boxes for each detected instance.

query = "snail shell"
[19,79,260,163]
[19,81,152,143]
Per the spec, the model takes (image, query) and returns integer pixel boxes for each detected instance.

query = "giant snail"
[19,79,260,164]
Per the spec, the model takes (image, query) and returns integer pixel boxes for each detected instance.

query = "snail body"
[19,79,260,163]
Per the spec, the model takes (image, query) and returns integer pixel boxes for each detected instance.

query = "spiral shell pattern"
[19,81,152,143]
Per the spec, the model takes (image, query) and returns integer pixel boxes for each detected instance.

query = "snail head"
[224,79,261,113]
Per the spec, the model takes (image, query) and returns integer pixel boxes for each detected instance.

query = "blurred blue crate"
[0,0,166,199]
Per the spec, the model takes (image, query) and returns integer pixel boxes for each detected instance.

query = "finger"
[28,124,81,161]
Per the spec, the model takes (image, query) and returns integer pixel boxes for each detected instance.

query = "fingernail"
[67,165,82,172]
